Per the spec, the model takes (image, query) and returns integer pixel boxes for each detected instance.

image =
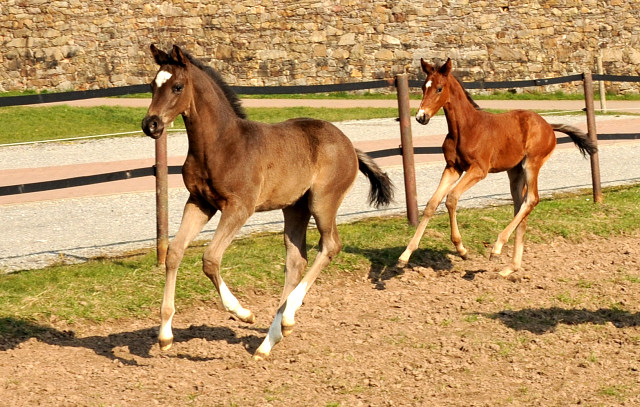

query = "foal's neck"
[184,68,240,145]
[442,78,480,134]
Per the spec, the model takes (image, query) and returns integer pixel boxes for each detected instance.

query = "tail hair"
[551,124,598,157]
[356,149,394,208]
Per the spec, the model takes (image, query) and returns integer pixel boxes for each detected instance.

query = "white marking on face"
[425,80,432,89]
[416,109,426,121]
[155,70,172,88]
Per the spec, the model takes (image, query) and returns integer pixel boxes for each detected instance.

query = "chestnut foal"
[398,58,596,276]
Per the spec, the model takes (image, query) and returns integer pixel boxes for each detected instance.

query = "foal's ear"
[150,44,170,65]
[420,58,435,74]
[170,45,188,67]
[438,58,452,76]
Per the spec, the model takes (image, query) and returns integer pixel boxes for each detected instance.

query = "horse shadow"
[481,307,640,334]
[0,317,268,365]
[342,245,455,289]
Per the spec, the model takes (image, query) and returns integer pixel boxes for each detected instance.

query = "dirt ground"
[1,234,639,407]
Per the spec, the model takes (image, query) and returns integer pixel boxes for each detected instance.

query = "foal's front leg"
[201,206,255,323]
[444,167,486,259]
[159,200,214,350]
[397,166,461,267]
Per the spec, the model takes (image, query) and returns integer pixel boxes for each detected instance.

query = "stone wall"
[1,0,639,94]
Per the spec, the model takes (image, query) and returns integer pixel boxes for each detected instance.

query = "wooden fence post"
[582,72,604,204]
[395,74,419,226]
[155,131,169,266]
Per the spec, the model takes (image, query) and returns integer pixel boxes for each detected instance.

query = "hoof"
[253,351,269,361]
[499,267,523,280]
[489,253,501,262]
[396,259,408,269]
[158,338,173,351]
[281,324,294,338]
[459,251,469,260]
[239,312,256,324]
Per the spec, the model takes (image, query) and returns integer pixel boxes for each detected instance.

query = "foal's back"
[459,109,557,173]
[239,117,358,212]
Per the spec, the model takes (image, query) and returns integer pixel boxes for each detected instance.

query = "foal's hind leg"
[397,165,461,267]
[254,191,346,360]
[280,202,311,332]
[495,166,528,276]
[491,159,546,277]
[159,198,215,350]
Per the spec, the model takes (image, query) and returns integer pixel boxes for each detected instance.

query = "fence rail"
[5,133,636,198]
[3,73,640,108]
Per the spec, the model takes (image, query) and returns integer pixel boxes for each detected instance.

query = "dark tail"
[356,149,394,208]
[551,124,598,157]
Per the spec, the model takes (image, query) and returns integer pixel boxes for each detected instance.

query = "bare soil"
[2,234,640,407]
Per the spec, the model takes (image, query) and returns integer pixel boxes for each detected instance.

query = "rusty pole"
[155,130,169,266]
[582,72,603,204]
[395,74,419,226]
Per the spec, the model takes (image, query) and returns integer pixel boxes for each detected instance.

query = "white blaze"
[425,80,432,89]
[155,70,172,88]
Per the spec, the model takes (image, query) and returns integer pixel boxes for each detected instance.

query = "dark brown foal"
[398,58,597,276]
[141,45,393,359]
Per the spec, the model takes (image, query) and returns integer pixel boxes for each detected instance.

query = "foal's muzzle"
[142,115,164,139]
[415,109,430,125]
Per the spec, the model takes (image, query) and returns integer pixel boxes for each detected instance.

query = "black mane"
[182,51,247,119]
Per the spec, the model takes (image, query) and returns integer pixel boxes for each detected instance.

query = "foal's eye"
[436,86,443,94]
[172,84,184,93]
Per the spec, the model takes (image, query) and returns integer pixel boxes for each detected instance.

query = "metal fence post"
[395,74,419,226]
[582,72,604,204]
[155,131,169,266]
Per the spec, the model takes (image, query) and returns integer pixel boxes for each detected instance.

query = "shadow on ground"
[482,307,640,334]
[342,245,455,289]
[0,317,268,364]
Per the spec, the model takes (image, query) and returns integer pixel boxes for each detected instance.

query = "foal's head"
[142,44,195,139]
[415,58,453,125]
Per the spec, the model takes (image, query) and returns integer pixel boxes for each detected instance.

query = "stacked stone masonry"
[1,0,639,94]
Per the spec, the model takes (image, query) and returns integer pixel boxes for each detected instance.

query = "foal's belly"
[254,182,310,212]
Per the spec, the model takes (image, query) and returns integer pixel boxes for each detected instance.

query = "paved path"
[1,100,640,272]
